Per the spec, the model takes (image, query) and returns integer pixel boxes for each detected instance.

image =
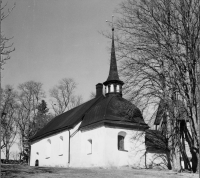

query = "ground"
[1,164,199,178]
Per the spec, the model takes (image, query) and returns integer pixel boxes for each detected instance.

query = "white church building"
[29,27,149,168]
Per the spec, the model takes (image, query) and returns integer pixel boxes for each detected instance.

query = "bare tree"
[90,92,96,99]
[10,151,20,161]
[0,1,15,65]
[0,1,15,172]
[16,81,45,162]
[113,0,200,172]
[1,85,18,160]
[31,100,53,136]
[50,78,82,116]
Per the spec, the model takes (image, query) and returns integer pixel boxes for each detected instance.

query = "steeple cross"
[112,15,114,29]
[106,15,114,30]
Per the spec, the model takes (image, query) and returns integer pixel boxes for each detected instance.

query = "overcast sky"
[2,0,123,103]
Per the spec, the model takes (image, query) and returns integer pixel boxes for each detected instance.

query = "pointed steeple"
[103,19,124,96]
[106,27,120,81]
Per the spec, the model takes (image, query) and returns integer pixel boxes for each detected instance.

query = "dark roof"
[79,95,148,130]
[30,95,104,142]
[30,94,149,142]
[145,130,169,153]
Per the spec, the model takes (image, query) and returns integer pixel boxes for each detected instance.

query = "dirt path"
[1,164,199,178]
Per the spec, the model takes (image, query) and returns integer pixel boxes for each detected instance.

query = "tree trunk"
[171,146,181,171]
[191,150,198,173]
[180,121,192,170]
[184,122,198,172]
[166,151,172,170]
[5,147,9,161]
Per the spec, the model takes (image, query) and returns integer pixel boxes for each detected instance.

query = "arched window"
[46,139,51,159]
[35,152,39,166]
[118,135,124,150]
[118,131,127,151]
[59,136,64,156]
[35,159,39,166]
[87,139,92,155]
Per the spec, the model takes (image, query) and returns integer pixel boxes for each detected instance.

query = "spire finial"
[106,15,114,31]
[112,15,114,31]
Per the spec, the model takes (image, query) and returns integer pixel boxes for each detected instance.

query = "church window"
[87,139,92,155]
[35,159,39,166]
[116,85,120,92]
[118,135,124,150]
[108,85,110,93]
[118,131,127,151]
[110,84,114,92]
[46,139,51,159]
[35,152,39,165]
[59,136,64,156]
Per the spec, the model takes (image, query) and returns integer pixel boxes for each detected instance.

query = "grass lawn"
[1,164,199,178]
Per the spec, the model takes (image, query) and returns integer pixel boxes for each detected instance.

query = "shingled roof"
[79,95,148,130]
[30,94,149,142]
[30,95,104,142]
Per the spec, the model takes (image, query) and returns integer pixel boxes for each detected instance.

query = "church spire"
[106,26,120,81]
[103,16,124,96]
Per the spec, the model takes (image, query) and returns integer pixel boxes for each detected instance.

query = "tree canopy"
[113,0,200,172]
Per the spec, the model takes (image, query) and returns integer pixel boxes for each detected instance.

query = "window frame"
[118,135,125,151]
[118,131,128,152]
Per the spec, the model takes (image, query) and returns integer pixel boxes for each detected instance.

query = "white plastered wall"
[30,130,69,167]
[70,125,147,168]
[30,123,148,168]
[104,127,146,168]
[70,126,106,167]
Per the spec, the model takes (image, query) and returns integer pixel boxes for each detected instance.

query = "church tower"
[103,25,124,96]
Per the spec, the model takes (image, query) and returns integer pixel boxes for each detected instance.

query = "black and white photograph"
[0,0,199,177]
